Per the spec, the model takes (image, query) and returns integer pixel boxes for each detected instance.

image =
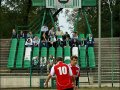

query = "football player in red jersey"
[44,57,75,90]
[68,55,80,90]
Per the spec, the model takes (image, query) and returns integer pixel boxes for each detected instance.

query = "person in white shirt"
[25,38,33,47]
[56,27,64,41]
[33,36,40,47]
[41,25,48,32]
[48,27,55,36]
[72,32,78,39]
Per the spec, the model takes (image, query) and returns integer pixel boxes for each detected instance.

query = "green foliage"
[0,0,39,38]
[0,0,120,38]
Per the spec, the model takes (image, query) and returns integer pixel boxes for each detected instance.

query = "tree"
[66,0,120,37]
[0,0,38,38]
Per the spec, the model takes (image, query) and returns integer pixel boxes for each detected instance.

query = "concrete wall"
[0,76,92,88]
[0,76,52,88]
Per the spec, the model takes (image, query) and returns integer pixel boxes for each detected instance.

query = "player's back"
[54,61,73,89]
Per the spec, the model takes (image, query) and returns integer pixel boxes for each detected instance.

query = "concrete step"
[94,80,119,83]
[94,37,120,41]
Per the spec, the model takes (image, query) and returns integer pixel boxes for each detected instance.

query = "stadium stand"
[88,47,95,68]
[7,39,17,68]
[64,45,71,64]
[79,46,87,68]
[16,39,25,68]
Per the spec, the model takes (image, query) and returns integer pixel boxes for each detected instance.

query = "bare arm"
[44,65,55,87]
[44,74,52,87]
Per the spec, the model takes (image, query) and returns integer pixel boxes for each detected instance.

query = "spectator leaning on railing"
[27,31,33,38]
[79,37,87,48]
[12,29,17,38]
[87,34,95,47]
[18,30,24,38]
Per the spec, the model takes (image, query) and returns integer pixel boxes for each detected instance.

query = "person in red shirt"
[44,57,75,90]
[68,55,80,90]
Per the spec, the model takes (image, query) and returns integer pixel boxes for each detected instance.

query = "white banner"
[72,47,78,57]
[24,47,32,61]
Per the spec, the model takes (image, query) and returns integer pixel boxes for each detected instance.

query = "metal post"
[39,9,46,36]
[82,8,92,34]
[108,0,114,87]
[111,11,114,87]
[74,8,80,32]
[49,9,57,31]
[98,0,101,87]
[30,65,32,87]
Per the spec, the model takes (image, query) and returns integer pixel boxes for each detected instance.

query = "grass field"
[1,87,119,90]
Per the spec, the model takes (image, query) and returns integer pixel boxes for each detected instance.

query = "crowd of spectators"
[12,26,94,48]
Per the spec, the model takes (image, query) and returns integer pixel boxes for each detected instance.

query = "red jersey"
[68,64,80,77]
[50,61,73,90]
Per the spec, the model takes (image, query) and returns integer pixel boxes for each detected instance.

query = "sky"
[58,8,74,36]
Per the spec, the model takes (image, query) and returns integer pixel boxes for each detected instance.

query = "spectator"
[48,35,56,47]
[12,29,17,38]
[41,25,48,33]
[40,32,48,47]
[41,32,48,41]
[87,34,94,47]
[18,30,24,38]
[72,31,78,39]
[48,27,55,37]
[56,27,64,41]
[39,56,47,73]
[47,55,55,73]
[27,31,33,38]
[40,38,48,48]
[25,38,33,47]
[71,38,79,47]
[40,57,47,67]
[79,37,87,48]
[23,31,27,39]
[33,36,40,47]
[63,36,71,47]
[32,56,39,69]
[63,32,70,41]
[56,39,64,47]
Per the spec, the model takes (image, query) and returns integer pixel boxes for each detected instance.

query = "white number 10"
[58,66,67,75]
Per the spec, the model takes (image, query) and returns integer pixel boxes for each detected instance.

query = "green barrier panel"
[40,47,47,67]
[88,47,95,68]
[79,46,87,68]
[16,39,25,68]
[7,39,17,68]
[51,78,56,89]
[32,0,45,6]
[56,46,63,57]
[82,0,97,6]
[49,47,55,57]
[33,47,39,57]
[41,47,47,57]
[40,79,45,88]
[64,46,71,64]
[78,34,85,40]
